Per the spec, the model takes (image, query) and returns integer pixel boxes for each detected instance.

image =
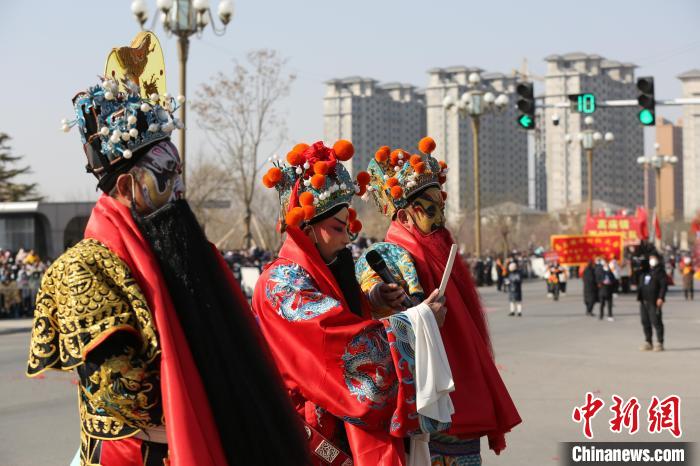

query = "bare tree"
[192,49,295,248]
[187,153,234,233]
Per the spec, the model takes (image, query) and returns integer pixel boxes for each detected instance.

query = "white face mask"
[649,258,658,268]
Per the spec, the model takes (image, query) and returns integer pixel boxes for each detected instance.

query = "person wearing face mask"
[681,256,694,301]
[254,140,453,466]
[27,33,308,466]
[355,138,521,465]
[637,254,668,351]
[595,261,617,321]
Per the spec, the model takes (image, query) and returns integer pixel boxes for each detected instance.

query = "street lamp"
[566,116,614,213]
[443,72,509,258]
[131,0,234,187]
[636,152,678,243]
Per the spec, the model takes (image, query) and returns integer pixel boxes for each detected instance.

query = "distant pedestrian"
[681,256,694,301]
[596,262,616,321]
[638,254,667,352]
[582,260,598,316]
[505,261,523,316]
[496,257,506,292]
[558,265,568,295]
[609,257,621,296]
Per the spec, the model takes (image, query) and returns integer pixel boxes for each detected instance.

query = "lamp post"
[442,72,509,258]
[565,116,614,213]
[130,0,234,188]
[636,152,678,244]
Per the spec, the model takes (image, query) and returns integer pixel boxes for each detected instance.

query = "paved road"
[0,278,697,465]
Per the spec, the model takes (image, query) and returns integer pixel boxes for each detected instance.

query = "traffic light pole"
[541,97,700,109]
[586,148,594,213]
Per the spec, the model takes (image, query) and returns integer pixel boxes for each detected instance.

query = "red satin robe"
[252,227,444,466]
[383,222,522,454]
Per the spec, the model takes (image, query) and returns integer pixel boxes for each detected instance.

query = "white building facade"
[323,77,426,177]
[543,53,644,211]
[678,69,700,220]
[425,67,529,224]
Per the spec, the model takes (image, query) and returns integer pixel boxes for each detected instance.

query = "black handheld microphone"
[366,250,415,308]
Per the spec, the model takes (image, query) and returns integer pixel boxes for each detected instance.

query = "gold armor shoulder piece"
[27,238,160,376]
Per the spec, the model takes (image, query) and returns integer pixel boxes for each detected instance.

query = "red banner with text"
[550,234,624,266]
[583,208,648,246]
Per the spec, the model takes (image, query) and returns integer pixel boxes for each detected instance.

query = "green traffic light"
[639,109,655,125]
[518,114,534,129]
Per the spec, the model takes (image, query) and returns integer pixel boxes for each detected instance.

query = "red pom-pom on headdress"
[409,154,422,167]
[287,151,305,166]
[262,174,274,188]
[439,160,448,170]
[333,140,354,161]
[285,207,305,228]
[441,191,448,201]
[390,186,403,199]
[418,137,436,154]
[299,191,315,206]
[357,184,367,196]
[349,219,362,234]
[390,149,404,166]
[311,174,326,189]
[375,146,390,163]
[286,143,309,166]
[386,177,399,188]
[414,162,426,174]
[439,174,447,184]
[302,205,316,220]
[267,167,283,183]
[314,161,330,175]
[356,171,371,187]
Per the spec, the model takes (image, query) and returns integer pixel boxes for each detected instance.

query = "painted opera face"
[406,186,446,235]
[132,140,184,214]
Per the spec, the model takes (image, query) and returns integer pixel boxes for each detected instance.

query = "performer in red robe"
[356,138,522,465]
[27,32,306,466]
[254,140,452,465]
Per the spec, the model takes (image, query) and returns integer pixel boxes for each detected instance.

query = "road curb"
[0,327,32,336]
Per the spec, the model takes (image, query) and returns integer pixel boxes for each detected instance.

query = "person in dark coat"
[474,259,485,287]
[484,256,494,286]
[595,261,616,321]
[505,261,523,316]
[637,254,668,351]
[582,260,598,316]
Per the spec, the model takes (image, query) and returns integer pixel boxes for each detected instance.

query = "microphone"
[366,250,414,308]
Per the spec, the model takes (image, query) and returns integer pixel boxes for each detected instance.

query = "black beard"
[132,199,308,466]
[326,247,364,317]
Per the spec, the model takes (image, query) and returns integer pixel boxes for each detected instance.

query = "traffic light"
[636,76,655,126]
[516,82,535,130]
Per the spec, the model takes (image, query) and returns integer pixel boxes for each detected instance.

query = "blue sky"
[0,0,698,200]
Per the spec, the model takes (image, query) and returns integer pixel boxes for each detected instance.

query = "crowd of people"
[0,248,50,318]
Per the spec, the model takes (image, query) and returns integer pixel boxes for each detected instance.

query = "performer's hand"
[378,283,407,310]
[656,298,664,308]
[423,289,447,327]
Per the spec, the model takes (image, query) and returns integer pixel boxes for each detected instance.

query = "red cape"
[84,195,228,466]
[385,222,522,453]
[268,227,407,466]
